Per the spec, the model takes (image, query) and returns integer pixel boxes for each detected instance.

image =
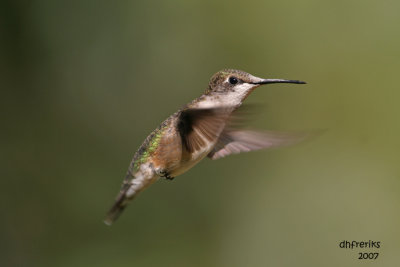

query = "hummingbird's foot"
[165,175,174,181]
[157,170,174,181]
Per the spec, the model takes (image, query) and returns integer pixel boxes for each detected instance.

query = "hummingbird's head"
[205,69,306,102]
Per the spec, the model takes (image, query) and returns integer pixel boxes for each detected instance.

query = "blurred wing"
[177,107,232,153]
[208,129,312,160]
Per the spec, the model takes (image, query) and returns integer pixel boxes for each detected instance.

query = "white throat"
[196,83,255,109]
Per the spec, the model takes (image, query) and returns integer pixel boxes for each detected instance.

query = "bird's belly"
[169,155,205,177]
[169,142,215,177]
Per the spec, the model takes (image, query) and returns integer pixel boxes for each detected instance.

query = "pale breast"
[169,131,217,177]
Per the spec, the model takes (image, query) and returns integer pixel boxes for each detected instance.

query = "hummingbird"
[104,69,306,225]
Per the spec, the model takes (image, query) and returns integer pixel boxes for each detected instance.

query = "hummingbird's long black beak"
[253,79,306,85]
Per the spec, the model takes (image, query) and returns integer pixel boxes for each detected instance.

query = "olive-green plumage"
[131,123,168,172]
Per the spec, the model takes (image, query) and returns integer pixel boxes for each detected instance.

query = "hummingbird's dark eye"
[228,77,238,85]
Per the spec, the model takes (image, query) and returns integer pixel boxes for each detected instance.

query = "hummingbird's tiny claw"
[157,169,174,180]
[165,175,174,181]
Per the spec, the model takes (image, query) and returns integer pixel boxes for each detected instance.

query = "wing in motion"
[208,129,314,160]
[177,107,232,153]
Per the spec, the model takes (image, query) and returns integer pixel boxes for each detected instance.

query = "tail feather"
[105,170,139,226]
[105,170,158,225]
[104,184,131,226]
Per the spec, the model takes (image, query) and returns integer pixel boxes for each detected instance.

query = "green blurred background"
[1,0,399,266]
